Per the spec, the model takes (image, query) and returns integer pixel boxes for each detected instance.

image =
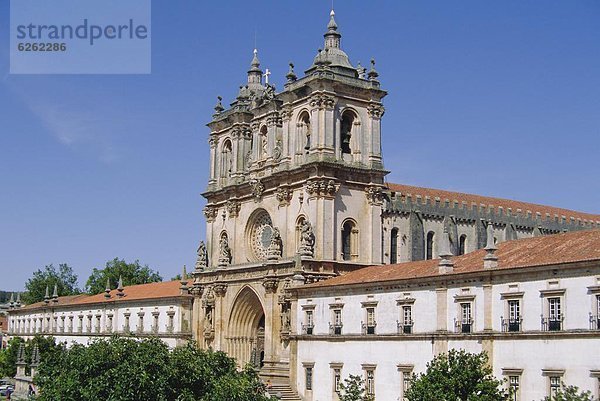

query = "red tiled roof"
[386,183,600,223]
[17,281,186,311]
[302,229,600,289]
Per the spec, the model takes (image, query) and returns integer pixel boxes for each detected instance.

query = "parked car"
[0,384,14,396]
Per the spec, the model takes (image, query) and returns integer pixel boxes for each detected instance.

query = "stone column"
[262,277,279,366]
[483,283,493,331]
[212,282,228,351]
[367,102,384,167]
[208,136,218,184]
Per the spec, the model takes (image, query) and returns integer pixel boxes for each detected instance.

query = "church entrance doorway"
[227,287,266,368]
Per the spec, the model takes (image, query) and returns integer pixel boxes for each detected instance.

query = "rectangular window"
[509,375,520,401]
[305,310,314,334]
[402,306,413,334]
[332,309,342,335]
[306,367,313,391]
[549,376,561,399]
[508,300,521,332]
[366,307,376,334]
[596,295,600,330]
[167,313,175,333]
[548,298,562,331]
[461,302,472,333]
[365,369,375,397]
[334,368,341,392]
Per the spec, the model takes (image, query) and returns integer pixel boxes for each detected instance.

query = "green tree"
[35,337,269,401]
[542,385,596,401]
[0,336,24,377]
[85,258,162,294]
[405,349,510,401]
[0,336,63,378]
[22,264,80,305]
[337,374,374,401]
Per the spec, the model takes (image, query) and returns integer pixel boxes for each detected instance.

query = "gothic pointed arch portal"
[226,286,266,368]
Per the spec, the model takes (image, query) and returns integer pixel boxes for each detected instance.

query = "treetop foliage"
[22,264,81,305]
[85,257,162,294]
[35,337,269,401]
[541,385,597,401]
[337,374,374,401]
[405,349,510,401]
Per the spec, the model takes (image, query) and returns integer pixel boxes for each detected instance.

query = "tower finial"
[247,48,263,87]
[323,7,341,49]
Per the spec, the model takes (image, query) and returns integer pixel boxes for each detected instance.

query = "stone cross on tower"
[263,68,271,84]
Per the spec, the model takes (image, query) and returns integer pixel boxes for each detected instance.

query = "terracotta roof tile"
[386,183,600,223]
[17,281,186,311]
[302,229,600,289]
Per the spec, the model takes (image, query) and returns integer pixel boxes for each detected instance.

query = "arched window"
[390,228,399,264]
[342,219,358,261]
[221,139,232,177]
[458,234,467,256]
[340,111,355,154]
[426,231,435,260]
[297,112,311,153]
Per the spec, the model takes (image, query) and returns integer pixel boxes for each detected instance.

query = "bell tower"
[191,9,388,383]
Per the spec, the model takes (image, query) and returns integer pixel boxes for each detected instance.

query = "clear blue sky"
[1,1,599,291]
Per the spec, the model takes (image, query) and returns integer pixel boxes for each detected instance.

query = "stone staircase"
[266,383,302,401]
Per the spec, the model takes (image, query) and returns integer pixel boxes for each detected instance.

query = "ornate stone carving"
[366,186,385,206]
[306,179,339,198]
[367,102,385,119]
[212,282,228,297]
[218,236,232,267]
[273,140,283,161]
[203,206,218,223]
[267,227,283,260]
[203,309,214,341]
[262,277,279,294]
[190,283,204,298]
[231,128,242,138]
[276,186,293,207]
[195,241,208,271]
[208,136,218,149]
[226,200,241,218]
[266,113,281,127]
[250,179,265,201]
[281,106,293,122]
[309,93,336,110]
[299,220,315,258]
[202,288,215,308]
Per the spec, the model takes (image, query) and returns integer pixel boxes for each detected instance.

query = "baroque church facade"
[189,9,600,395]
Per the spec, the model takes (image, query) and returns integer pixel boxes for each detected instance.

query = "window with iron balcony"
[361,305,377,335]
[329,301,344,335]
[455,302,473,333]
[540,288,565,332]
[501,298,523,332]
[588,289,600,331]
[301,304,316,335]
[397,305,414,334]
[330,309,343,335]
[397,297,415,334]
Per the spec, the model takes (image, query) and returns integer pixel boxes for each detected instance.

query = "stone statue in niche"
[218,236,232,266]
[267,227,283,260]
[281,306,291,332]
[195,241,208,271]
[299,220,315,258]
